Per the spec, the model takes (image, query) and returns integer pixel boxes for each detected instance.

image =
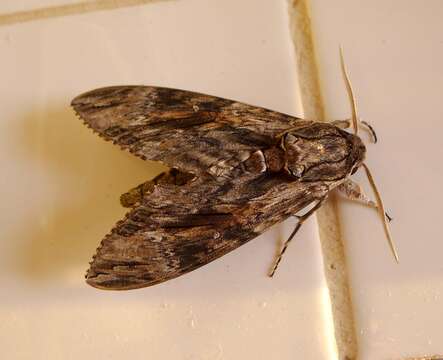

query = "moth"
[72,51,396,290]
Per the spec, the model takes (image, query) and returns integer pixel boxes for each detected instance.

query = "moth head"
[348,132,366,174]
[281,123,366,182]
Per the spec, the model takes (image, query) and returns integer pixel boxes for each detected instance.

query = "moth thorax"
[244,148,286,174]
[282,133,349,178]
[263,147,285,172]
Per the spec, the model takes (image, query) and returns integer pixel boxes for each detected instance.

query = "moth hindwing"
[72,86,366,290]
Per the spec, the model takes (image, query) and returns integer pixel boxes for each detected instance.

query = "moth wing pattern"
[86,173,328,290]
[72,85,331,290]
[71,86,308,177]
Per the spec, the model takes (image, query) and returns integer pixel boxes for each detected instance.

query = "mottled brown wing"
[86,173,329,290]
[72,86,305,176]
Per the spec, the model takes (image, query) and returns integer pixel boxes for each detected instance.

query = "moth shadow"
[15,104,166,284]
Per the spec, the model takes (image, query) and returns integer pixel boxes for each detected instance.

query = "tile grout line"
[287,1,358,359]
[0,0,173,26]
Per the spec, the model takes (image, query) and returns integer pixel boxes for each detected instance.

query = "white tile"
[310,0,443,358]
[0,1,332,359]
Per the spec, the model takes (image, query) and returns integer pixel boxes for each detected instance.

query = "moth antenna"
[361,163,399,263]
[339,46,359,135]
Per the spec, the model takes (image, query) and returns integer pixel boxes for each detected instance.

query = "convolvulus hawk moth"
[72,51,396,290]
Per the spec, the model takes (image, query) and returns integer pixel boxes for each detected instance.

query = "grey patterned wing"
[86,174,328,290]
[71,86,305,176]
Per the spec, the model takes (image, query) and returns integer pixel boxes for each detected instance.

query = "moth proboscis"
[71,49,396,290]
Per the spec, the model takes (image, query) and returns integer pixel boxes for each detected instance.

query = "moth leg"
[337,179,392,221]
[269,196,327,277]
[331,119,378,143]
[120,176,159,208]
[120,169,194,208]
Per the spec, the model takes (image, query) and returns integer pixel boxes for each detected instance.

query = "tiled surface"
[310,0,443,358]
[0,1,332,359]
[0,0,80,13]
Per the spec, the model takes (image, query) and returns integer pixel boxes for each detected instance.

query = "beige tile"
[0,1,169,26]
[0,1,333,359]
[309,0,443,358]
[0,0,79,14]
